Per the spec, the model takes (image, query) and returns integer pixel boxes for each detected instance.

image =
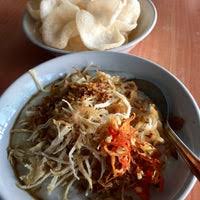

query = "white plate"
[0,52,199,200]
[22,0,157,54]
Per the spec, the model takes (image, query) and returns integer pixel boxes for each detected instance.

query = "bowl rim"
[0,51,199,200]
[22,0,157,54]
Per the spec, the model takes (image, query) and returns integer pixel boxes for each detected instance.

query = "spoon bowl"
[133,78,168,121]
[134,78,200,181]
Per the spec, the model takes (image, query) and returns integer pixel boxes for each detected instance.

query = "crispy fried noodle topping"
[8,68,167,200]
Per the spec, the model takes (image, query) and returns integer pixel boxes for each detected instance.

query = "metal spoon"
[133,78,200,181]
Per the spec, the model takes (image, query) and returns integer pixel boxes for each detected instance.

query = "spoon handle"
[165,122,200,181]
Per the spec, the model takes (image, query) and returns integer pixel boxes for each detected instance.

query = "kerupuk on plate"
[27,0,141,51]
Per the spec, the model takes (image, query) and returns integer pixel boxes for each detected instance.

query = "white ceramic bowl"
[22,0,157,54]
[0,52,199,200]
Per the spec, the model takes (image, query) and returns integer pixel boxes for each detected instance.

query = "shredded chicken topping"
[8,69,166,200]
